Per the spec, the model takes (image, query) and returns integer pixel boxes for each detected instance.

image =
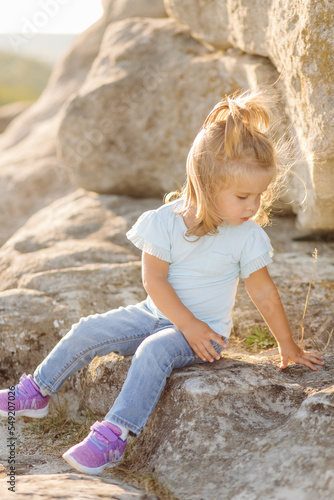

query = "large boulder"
[151,359,334,500]
[164,0,334,231]
[57,18,280,197]
[74,349,334,500]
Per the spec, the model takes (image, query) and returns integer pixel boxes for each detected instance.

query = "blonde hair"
[166,89,281,237]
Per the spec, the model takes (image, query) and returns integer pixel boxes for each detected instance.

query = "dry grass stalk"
[299,248,318,347]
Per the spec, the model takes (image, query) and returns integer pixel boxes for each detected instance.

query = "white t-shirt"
[126,201,273,339]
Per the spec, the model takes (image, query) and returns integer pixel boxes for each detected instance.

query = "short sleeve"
[126,208,172,263]
[240,225,274,279]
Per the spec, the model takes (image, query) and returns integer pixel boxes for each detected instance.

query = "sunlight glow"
[0,0,103,34]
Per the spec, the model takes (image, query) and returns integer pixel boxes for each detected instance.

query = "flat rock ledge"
[0,473,157,499]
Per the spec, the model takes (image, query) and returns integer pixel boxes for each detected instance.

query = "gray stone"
[57,17,279,197]
[74,350,334,500]
[102,0,167,21]
[151,358,334,500]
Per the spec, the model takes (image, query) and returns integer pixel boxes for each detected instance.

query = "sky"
[0,0,104,34]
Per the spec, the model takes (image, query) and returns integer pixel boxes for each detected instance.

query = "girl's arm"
[244,266,324,371]
[142,252,227,362]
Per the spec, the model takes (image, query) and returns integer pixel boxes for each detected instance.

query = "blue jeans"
[34,300,226,435]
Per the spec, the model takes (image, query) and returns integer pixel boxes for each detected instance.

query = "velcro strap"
[91,421,119,442]
[19,374,38,397]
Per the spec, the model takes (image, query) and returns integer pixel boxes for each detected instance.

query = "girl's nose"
[248,198,260,213]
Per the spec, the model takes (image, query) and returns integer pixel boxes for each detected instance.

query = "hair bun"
[203,90,272,157]
[204,90,270,130]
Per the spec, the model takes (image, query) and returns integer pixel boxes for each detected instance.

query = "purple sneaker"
[0,374,50,418]
[62,421,127,475]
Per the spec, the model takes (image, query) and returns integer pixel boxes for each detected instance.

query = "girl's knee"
[134,331,188,363]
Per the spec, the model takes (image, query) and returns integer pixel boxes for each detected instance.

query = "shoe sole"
[62,451,122,475]
[0,405,49,418]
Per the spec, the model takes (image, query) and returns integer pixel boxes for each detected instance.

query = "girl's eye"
[237,196,247,200]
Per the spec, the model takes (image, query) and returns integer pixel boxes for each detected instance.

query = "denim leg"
[34,301,160,395]
[105,324,222,436]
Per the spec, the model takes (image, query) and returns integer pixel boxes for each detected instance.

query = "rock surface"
[0,190,157,378]
[12,348,331,500]
[150,358,334,500]
[57,18,279,197]
[1,0,330,248]
[0,473,157,499]
[165,0,334,230]
[102,0,167,21]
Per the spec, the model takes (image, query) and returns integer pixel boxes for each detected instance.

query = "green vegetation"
[0,51,51,106]
[243,325,278,352]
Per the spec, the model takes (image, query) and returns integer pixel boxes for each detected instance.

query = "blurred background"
[0,0,103,106]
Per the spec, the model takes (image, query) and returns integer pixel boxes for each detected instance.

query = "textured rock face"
[1,0,330,246]
[165,0,334,230]
[57,18,279,197]
[153,362,334,500]
[75,350,334,500]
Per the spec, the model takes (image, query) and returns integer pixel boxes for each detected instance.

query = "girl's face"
[215,175,271,226]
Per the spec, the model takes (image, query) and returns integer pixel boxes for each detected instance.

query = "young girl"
[0,90,324,475]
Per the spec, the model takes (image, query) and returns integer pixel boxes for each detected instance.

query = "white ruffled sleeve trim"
[240,249,273,279]
[126,229,172,262]
[126,208,172,263]
[240,224,274,279]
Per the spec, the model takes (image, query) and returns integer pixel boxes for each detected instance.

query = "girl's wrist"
[277,336,295,345]
[176,312,197,333]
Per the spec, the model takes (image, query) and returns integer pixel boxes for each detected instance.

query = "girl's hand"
[181,318,227,363]
[278,338,325,371]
